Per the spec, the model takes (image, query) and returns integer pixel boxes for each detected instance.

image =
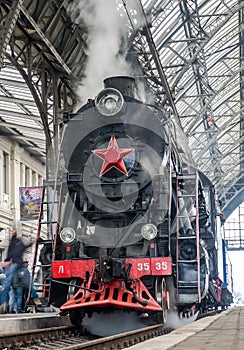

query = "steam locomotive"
[37,76,233,326]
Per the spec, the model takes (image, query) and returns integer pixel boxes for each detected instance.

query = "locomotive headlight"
[95,88,124,116]
[60,227,75,244]
[104,97,117,111]
[141,224,157,241]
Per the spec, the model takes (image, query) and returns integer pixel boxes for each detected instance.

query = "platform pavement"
[129,306,243,350]
[0,312,72,334]
[1,307,243,349]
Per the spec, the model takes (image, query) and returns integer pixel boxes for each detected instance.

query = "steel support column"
[239,0,244,172]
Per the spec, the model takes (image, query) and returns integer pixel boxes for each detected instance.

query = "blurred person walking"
[21,261,41,310]
[0,259,11,313]
[0,228,33,310]
[9,267,26,313]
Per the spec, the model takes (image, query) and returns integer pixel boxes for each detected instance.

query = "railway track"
[196,308,222,320]
[0,323,172,349]
[0,309,224,349]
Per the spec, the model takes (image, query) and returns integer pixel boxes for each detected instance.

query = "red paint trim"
[60,279,162,312]
[124,257,172,278]
[52,260,96,279]
[52,257,172,279]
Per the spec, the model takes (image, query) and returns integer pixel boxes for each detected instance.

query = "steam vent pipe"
[104,76,136,98]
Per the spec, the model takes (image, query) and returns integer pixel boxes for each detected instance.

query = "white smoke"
[68,0,134,104]
[83,310,146,336]
[166,310,199,330]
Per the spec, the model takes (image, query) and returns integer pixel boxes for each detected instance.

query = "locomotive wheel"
[155,277,169,324]
[69,309,85,327]
[67,279,79,300]
[67,279,85,327]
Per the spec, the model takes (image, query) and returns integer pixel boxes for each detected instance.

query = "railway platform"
[0,311,72,334]
[129,306,243,350]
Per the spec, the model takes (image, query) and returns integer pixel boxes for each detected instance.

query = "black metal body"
[41,76,233,326]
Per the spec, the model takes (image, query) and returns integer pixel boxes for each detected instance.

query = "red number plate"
[52,260,96,278]
[52,260,71,278]
[125,257,172,278]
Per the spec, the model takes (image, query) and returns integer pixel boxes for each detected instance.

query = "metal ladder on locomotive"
[175,171,201,305]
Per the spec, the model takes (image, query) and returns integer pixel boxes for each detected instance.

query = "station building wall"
[0,137,45,262]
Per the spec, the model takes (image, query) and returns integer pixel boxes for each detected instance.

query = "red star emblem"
[92,135,135,176]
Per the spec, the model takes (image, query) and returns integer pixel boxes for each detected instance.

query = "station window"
[3,151,9,194]
[25,167,30,186]
[20,163,25,187]
[38,175,43,186]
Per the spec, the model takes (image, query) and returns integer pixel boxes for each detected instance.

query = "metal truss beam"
[0,0,24,67]
[176,0,225,189]
[239,0,244,172]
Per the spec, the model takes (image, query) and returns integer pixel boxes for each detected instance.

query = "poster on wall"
[19,186,42,220]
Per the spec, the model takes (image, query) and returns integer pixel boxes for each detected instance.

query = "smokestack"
[103,76,136,98]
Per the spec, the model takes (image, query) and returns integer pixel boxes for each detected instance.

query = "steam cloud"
[83,310,146,336]
[166,310,199,330]
[68,0,133,104]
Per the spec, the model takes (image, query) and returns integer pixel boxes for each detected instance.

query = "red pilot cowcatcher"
[53,257,172,313]
[92,135,134,176]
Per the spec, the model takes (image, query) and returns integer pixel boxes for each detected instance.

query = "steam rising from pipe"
[68,0,133,104]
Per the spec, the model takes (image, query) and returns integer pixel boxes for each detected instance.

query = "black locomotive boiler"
[37,76,233,326]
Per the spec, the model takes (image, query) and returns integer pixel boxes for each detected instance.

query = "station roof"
[0,0,243,219]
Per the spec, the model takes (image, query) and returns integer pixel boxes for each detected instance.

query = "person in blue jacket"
[0,228,33,309]
[21,261,41,309]
[9,260,41,313]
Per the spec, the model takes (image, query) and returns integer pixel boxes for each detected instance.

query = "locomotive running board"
[60,279,162,312]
